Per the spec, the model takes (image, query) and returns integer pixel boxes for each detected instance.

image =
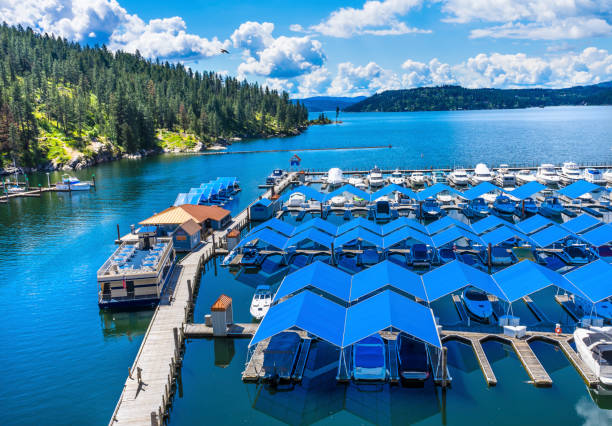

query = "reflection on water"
[99,310,152,340]
[214,339,236,368]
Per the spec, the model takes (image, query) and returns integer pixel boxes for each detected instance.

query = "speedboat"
[583,168,606,185]
[574,327,612,388]
[352,334,387,381]
[330,195,347,207]
[495,164,516,188]
[516,169,537,184]
[327,168,344,188]
[262,332,301,381]
[469,163,494,185]
[493,195,516,216]
[367,166,384,188]
[397,334,430,383]
[438,247,457,264]
[56,174,90,191]
[374,199,392,222]
[437,191,453,204]
[355,179,368,190]
[420,197,443,219]
[266,169,285,185]
[448,169,469,187]
[348,176,362,186]
[430,170,448,184]
[481,246,516,266]
[464,197,489,218]
[410,243,432,267]
[540,196,564,216]
[250,285,272,320]
[604,170,612,185]
[241,247,264,269]
[561,162,582,184]
[462,287,493,321]
[388,169,405,185]
[287,192,306,207]
[519,197,538,215]
[409,171,426,187]
[5,184,25,194]
[536,164,560,187]
[560,243,591,265]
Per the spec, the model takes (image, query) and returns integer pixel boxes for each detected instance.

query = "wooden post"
[173,327,179,350]
[487,243,492,274]
[116,224,121,242]
[137,367,142,385]
[441,346,448,387]
[419,200,423,220]
[187,280,192,304]
[151,412,158,426]
[92,174,96,188]
[128,367,133,379]
[522,199,525,217]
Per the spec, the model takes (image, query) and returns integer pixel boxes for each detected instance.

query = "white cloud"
[231,22,326,79]
[442,0,612,40]
[0,0,229,60]
[289,24,305,33]
[328,61,402,96]
[310,0,430,38]
[296,67,332,97]
[264,78,294,93]
[401,58,456,87]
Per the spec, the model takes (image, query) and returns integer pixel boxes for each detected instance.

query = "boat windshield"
[472,198,486,206]
[354,344,384,367]
[455,170,467,177]
[465,289,488,301]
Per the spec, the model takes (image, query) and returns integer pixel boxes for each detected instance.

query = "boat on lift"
[574,327,612,389]
[469,163,494,185]
[420,197,443,219]
[462,287,493,321]
[540,196,564,216]
[536,164,560,187]
[396,334,430,383]
[518,197,538,215]
[367,166,385,188]
[516,169,537,185]
[287,192,306,207]
[493,195,516,216]
[495,164,516,188]
[56,174,91,191]
[410,243,433,267]
[560,162,582,184]
[327,168,344,188]
[388,169,405,185]
[464,197,490,218]
[583,168,607,185]
[409,171,426,187]
[559,243,592,265]
[250,285,272,320]
[352,334,388,381]
[448,169,469,187]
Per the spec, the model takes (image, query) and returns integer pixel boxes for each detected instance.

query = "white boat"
[250,285,272,320]
[388,169,405,186]
[287,192,306,207]
[330,195,347,207]
[367,166,384,188]
[462,287,493,320]
[495,164,516,188]
[409,171,426,187]
[348,176,362,186]
[448,169,469,187]
[327,168,344,188]
[574,327,612,388]
[604,170,612,185]
[535,164,560,186]
[583,168,606,185]
[5,184,25,194]
[560,162,582,184]
[481,192,498,204]
[56,174,90,191]
[516,169,537,184]
[469,163,494,185]
[436,191,453,204]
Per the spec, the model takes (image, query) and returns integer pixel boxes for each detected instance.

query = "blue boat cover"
[564,260,612,303]
[250,218,295,237]
[335,227,384,248]
[250,290,347,347]
[470,215,514,235]
[426,216,472,235]
[253,198,273,207]
[371,184,417,201]
[492,260,583,302]
[530,224,578,247]
[515,214,553,235]
[562,213,601,234]
[281,185,325,202]
[273,262,351,302]
[383,217,428,235]
[581,223,612,247]
[480,226,536,247]
[350,260,428,302]
[173,193,189,206]
[292,217,338,236]
[460,182,500,200]
[343,290,441,348]
[235,228,289,250]
[337,217,381,236]
[287,228,335,249]
[416,183,461,201]
[431,227,483,248]
[506,181,546,200]
[383,227,433,248]
[558,180,600,199]
[324,184,371,202]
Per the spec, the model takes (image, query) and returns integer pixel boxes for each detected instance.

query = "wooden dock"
[184,322,257,338]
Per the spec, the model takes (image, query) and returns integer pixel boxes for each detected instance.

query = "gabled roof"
[460,182,500,200]
[564,260,612,303]
[383,227,433,248]
[292,217,338,236]
[350,261,428,302]
[253,198,273,207]
[530,224,579,247]
[335,227,384,248]
[558,180,601,199]
[426,216,472,235]
[287,228,335,249]
[515,214,553,235]
[371,184,416,201]
[250,218,294,237]
[273,261,351,302]
[337,217,381,236]
[139,204,230,225]
[480,226,536,247]
[506,181,547,200]
[470,215,515,235]
[431,226,483,248]
[281,185,325,202]
[581,223,612,247]
[417,183,461,201]
[562,213,601,234]
[177,219,201,236]
[235,228,289,250]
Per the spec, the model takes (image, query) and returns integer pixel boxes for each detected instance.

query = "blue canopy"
[493,260,584,302]
[383,227,433,248]
[337,217,381,236]
[460,182,499,200]
[382,217,428,235]
[250,290,347,347]
[281,185,325,202]
[273,262,351,303]
[530,224,579,247]
[480,226,536,247]
[235,228,289,250]
[422,260,508,302]
[335,227,384,248]
[253,198,273,207]
[350,261,428,302]
[564,260,612,303]
[287,228,335,249]
[292,217,338,236]
[431,227,483,248]
[471,215,515,235]
[515,214,553,235]
[343,290,441,348]
[558,180,601,199]
[581,223,612,246]
[426,216,472,235]
[250,218,295,237]
[173,193,189,206]
[505,181,546,200]
[324,184,370,202]
[416,184,461,201]
[562,213,601,234]
[371,184,416,201]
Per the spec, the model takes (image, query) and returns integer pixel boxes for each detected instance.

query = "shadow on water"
[99,309,153,340]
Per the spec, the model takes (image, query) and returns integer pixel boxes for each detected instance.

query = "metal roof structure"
[459,182,500,200]
[506,181,547,201]
[563,213,602,234]
[557,180,602,199]
[564,260,612,303]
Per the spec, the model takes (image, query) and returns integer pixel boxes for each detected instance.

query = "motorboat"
[397,334,430,383]
[262,332,301,381]
[574,327,612,388]
[348,176,362,186]
[560,243,592,265]
[540,196,564,216]
[330,195,347,207]
[388,169,405,186]
[536,164,560,186]
[352,334,387,381]
[430,171,448,184]
[480,246,517,266]
[448,169,469,187]
[241,247,265,269]
[359,248,380,265]
[56,174,91,191]
[516,169,537,184]
[436,191,454,204]
[464,197,489,218]
[604,170,612,185]
[367,166,385,188]
[352,196,368,207]
[461,287,493,321]
[355,179,368,190]
[420,197,443,219]
[492,195,516,216]
[373,200,392,222]
[583,168,606,185]
[409,171,426,187]
[265,169,285,185]
[518,197,538,215]
[438,247,457,264]
[495,165,516,188]
[469,163,494,185]
[561,162,582,184]
[5,183,25,194]
[395,191,413,205]
[410,243,433,267]
[250,285,272,320]
[287,192,306,207]
[327,168,344,188]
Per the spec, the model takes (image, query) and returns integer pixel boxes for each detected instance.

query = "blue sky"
[2,0,612,96]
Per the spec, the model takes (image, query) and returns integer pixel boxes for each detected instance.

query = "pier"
[197,145,392,156]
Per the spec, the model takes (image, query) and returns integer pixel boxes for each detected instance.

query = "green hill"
[344,84,612,112]
[0,25,308,171]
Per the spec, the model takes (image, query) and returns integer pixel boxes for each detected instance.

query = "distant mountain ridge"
[344,82,612,112]
[292,96,367,112]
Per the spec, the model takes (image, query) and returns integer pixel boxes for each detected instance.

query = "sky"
[1,0,612,97]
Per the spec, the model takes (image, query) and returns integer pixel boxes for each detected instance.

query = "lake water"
[2,107,612,425]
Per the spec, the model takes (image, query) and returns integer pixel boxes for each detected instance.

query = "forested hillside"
[0,25,308,169]
[345,84,612,112]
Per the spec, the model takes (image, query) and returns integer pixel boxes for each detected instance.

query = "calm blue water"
[2,107,612,425]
